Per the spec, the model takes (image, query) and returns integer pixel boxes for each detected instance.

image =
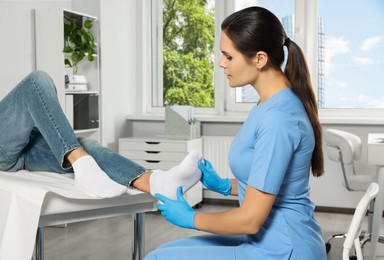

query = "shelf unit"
[34,8,101,142]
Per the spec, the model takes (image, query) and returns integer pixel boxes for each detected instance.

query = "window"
[151,0,298,113]
[149,0,384,120]
[152,0,215,109]
[318,0,384,109]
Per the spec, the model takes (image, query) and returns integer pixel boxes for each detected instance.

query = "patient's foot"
[149,149,202,200]
[72,155,127,198]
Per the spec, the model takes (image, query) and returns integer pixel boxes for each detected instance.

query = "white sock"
[149,149,202,200]
[72,155,127,198]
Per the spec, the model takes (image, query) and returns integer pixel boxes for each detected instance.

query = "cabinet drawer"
[120,150,185,161]
[119,139,186,152]
[132,159,177,170]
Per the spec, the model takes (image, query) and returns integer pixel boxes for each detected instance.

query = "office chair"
[343,182,379,260]
[324,128,384,254]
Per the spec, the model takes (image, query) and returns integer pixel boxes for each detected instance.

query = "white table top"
[0,171,156,260]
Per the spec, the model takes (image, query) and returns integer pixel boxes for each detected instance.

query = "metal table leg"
[32,227,44,260]
[132,213,144,260]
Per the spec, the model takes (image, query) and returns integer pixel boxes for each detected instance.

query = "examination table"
[0,171,157,260]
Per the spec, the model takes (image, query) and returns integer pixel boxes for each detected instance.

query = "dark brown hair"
[222,6,324,177]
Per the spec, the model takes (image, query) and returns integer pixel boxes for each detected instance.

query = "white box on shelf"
[65,75,88,91]
[65,84,88,91]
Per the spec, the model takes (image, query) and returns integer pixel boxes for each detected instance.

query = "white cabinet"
[119,137,203,207]
[34,8,101,142]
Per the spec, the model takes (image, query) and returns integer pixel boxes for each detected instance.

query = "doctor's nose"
[219,57,226,69]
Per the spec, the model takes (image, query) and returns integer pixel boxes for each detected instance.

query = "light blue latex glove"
[155,187,196,229]
[198,159,231,196]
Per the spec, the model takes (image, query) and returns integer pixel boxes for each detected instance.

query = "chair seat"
[347,175,378,191]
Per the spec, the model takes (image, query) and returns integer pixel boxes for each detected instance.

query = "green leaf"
[63,46,73,53]
[64,58,72,67]
[84,19,93,29]
[87,53,95,62]
[64,15,77,25]
[72,52,84,63]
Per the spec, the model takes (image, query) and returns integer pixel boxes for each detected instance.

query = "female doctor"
[146,6,327,259]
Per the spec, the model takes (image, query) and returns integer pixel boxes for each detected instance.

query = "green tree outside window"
[163,0,215,107]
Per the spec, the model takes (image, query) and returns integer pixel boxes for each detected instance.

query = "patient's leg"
[67,149,128,198]
[132,149,202,200]
[0,71,82,172]
[67,146,202,200]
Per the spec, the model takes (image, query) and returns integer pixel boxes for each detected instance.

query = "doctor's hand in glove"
[198,159,231,196]
[155,187,196,229]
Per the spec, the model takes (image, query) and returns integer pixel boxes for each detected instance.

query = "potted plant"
[63,14,96,74]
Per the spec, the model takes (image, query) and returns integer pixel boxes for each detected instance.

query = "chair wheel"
[325,242,331,253]
[349,256,357,260]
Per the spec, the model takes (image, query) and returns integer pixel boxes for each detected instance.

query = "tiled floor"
[42,203,384,259]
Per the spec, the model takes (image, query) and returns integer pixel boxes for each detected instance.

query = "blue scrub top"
[228,88,326,259]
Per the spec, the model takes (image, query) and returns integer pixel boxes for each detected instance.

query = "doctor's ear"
[253,51,268,70]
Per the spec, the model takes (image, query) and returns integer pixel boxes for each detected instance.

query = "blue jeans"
[0,70,145,186]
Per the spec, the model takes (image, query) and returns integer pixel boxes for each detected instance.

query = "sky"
[235,0,384,109]
[319,0,384,109]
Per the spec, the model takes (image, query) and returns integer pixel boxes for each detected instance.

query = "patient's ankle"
[131,171,152,193]
[66,148,88,165]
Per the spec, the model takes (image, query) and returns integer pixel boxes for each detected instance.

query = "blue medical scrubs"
[228,88,326,259]
[145,88,326,260]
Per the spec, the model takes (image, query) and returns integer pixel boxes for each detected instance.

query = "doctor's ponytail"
[283,39,324,177]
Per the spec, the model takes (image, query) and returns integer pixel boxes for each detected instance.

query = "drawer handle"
[145,142,160,145]
[145,151,160,154]
[145,160,160,163]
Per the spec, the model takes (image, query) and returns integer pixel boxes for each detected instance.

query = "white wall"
[0,0,71,98]
[98,0,143,150]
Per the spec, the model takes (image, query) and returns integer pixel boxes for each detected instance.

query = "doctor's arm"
[155,185,275,235]
[195,185,275,235]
